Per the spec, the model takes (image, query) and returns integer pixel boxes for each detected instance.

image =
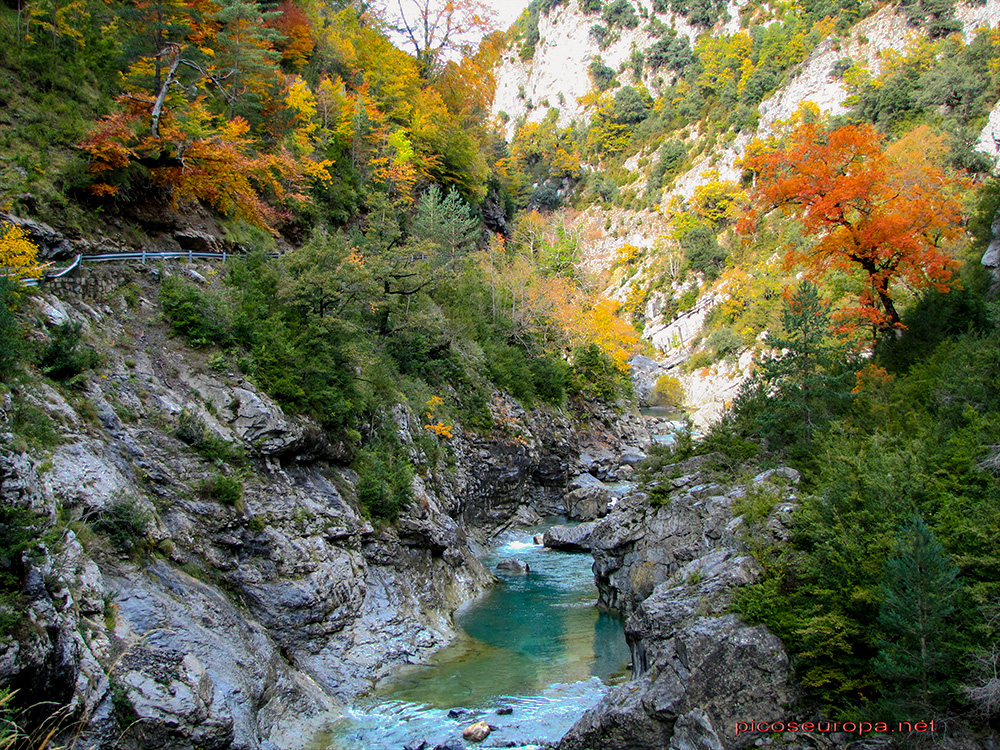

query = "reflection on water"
[639,405,686,419]
[318,524,631,749]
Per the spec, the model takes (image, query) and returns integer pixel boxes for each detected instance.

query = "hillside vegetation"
[498,0,1000,736]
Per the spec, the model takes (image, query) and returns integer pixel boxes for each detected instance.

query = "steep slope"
[0,260,651,749]
[492,0,1000,424]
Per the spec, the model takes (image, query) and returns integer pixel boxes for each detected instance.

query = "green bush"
[530,355,570,405]
[39,322,100,382]
[175,410,246,466]
[202,474,243,506]
[0,504,42,635]
[705,326,742,360]
[354,445,413,522]
[682,350,714,372]
[160,276,232,347]
[10,394,61,452]
[588,58,617,91]
[94,497,153,554]
[731,483,781,526]
[602,0,640,28]
[0,279,25,380]
[568,343,631,402]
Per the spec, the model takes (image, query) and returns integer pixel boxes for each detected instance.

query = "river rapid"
[314,522,631,750]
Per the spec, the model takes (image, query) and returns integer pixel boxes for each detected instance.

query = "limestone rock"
[543,521,598,552]
[563,485,611,520]
[463,720,492,742]
[496,558,530,575]
[558,454,800,750]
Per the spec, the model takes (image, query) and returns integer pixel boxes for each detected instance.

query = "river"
[314,522,631,749]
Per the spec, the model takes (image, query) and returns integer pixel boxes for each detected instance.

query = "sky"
[493,0,532,28]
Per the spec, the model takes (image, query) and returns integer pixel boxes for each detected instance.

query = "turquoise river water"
[315,523,631,749]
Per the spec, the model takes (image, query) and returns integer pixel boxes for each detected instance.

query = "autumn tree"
[0,223,46,284]
[385,0,497,76]
[741,121,963,334]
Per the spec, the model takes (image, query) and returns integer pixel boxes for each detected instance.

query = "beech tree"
[740,121,963,334]
[0,223,46,284]
[385,0,496,76]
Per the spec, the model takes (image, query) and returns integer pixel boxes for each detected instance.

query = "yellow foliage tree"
[0,223,46,284]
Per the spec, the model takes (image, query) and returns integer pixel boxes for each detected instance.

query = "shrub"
[682,350,714,372]
[202,474,243,506]
[705,327,742,360]
[588,58,617,91]
[530,354,570,405]
[569,343,630,402]
[39,322,100,382]
[602,0,640,28]
[0,279,25,380]
[354,445,413,522]
[160,276,232,347]
[0,504,42,635]
[94,497,153,554]
[175,410,246,466]
[731,482,781,526]
[10,394,60,451]
[651,374,684,406]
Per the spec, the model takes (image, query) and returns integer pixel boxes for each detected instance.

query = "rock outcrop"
[542,521,599,552]
[0,272,652,749]
[557,456,801,749]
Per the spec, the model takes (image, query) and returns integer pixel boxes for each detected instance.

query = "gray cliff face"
[558,458,801,750]
[0,273,650,750]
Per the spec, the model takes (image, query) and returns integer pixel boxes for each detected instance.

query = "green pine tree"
[411,185,480,261]
[875,516,961,714]
[730,280,854,458]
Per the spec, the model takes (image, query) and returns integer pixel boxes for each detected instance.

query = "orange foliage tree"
[740,121,963,333]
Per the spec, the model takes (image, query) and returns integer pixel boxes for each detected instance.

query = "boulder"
[629,354,669,405]
[0,211,75,259]
[463,721,492,742]
[563,486,611,520]
[174,229,220,253]
[558,594,796,750]
[619,450,646,467]
[495,558,530,575]
[542,522,598,552]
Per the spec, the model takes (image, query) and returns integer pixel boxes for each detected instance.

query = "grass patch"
[174,410,246,466]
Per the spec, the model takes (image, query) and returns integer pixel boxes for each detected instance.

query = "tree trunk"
[151,45,182,139]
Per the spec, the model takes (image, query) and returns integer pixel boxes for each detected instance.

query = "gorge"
[2,0,1000,747]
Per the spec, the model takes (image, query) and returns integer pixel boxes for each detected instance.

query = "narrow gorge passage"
[317,522,632,750]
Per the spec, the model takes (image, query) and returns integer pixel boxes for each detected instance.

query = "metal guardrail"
[15,248,262,287]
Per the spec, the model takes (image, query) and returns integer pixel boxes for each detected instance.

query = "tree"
[732,281,854,456]
[741,121,963,334]
[210,0,283,120]
[386,0,496,76]
[875,516,961,714]
[0,223,46,284]
[411,184,480,260]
